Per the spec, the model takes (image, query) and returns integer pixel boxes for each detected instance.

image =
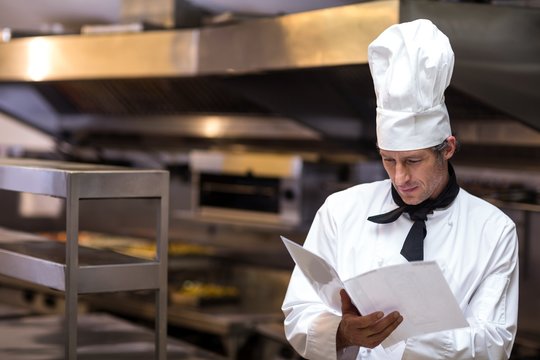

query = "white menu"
[281,236,468,347]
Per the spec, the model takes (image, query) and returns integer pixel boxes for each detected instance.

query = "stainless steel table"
[87,292,283,360]
[0,159,169,359]
[0,301,32,319]
[0,312,226,360]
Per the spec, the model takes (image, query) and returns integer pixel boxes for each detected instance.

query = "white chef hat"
[368,19,454,151]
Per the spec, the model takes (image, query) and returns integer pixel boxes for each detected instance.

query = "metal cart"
[0,158,169,359]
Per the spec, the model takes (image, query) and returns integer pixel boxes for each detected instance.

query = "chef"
[281,19,519,360]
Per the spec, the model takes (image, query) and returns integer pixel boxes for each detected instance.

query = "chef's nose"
[394,163,410,185]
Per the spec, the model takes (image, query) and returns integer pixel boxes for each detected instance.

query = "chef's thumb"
[339,289,360,316]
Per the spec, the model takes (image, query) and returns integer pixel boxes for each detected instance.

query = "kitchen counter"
[0,312,226,360]
[87,292,282,360]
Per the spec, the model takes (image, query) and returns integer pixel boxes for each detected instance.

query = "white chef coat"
[282,179,519,360]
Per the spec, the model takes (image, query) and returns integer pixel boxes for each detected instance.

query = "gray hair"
[432,139,459,161]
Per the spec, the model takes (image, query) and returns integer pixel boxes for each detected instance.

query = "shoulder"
[453,189,518,273]
[324,179,391,213]
[327,179,390,201]
[457,188,515,228]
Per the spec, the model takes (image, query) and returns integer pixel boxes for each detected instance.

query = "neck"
[430,162,450,200]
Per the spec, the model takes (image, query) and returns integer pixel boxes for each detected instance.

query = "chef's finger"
[365,313,403,347]
[340,289,360,316]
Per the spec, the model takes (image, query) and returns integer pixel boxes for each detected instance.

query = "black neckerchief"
[367,163,460,261]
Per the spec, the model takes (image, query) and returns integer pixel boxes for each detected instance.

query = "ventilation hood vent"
[0,0,538,159]
[401,0,540,135]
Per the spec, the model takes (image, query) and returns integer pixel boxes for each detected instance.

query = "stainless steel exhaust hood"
[0,0,397,155]
[401,0,540,136]
[0,0,538,160]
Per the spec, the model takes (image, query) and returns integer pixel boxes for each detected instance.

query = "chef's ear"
[443,136,457,160]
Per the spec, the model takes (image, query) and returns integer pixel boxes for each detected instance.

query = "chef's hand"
[336,289,403,350]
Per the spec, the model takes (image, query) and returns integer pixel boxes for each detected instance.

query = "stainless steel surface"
[198,0,397,74]
[0,0,175,33]
[0,274,91,315]
[0,1,399,154]
[0,158,167,198]
[455,165,540,196]
[0,312,226,360]
[189,151,304,227]
[90,297,281,360]
[0,31,197,81]
[0,1,397,80]
[87,263,290,359]
[452,118,540,147]
[0,158,169,359]
[0,0,372,33]
[190,0,364,16]
[189,151,302,178]
[1,0,537,156]
[91,294,281,336]
[59,114,321,140]
[0,301,32,318]
[401,0,540,131]
[65,175,79,359]
[157,175,170,360]
[0,233,160,292]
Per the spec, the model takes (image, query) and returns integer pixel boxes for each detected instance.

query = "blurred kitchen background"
[0,0,539,359]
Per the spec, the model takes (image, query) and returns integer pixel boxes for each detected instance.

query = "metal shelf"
[0,158,169,359]
[0,158,166,198]
[0,236,160,293]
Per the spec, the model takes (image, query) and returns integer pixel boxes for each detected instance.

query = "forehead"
[379,148,433,159]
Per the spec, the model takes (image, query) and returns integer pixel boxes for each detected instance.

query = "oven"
[189,151,303,227]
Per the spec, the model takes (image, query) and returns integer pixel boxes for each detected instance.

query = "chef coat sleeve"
[282,199,360,360]
[402,221,519,360]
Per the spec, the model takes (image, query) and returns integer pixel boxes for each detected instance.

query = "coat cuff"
[308,312,359,360]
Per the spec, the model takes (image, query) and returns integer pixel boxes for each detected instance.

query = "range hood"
[0,0,538,162]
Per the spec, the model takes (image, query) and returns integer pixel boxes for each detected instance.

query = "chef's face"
[379,137,456,205]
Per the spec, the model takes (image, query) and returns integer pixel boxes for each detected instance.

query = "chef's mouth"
[397,186,418,194]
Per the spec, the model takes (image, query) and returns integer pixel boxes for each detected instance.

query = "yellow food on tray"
[38,231,215,259]
[120,242,215,259]
[170,281,239,306]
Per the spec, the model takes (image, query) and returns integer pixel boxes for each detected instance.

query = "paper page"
[281,236,468,348]
[281,236,344,311]
[344,261,468,347]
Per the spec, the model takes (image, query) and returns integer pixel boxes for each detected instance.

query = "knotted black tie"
[367,164,460,261]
